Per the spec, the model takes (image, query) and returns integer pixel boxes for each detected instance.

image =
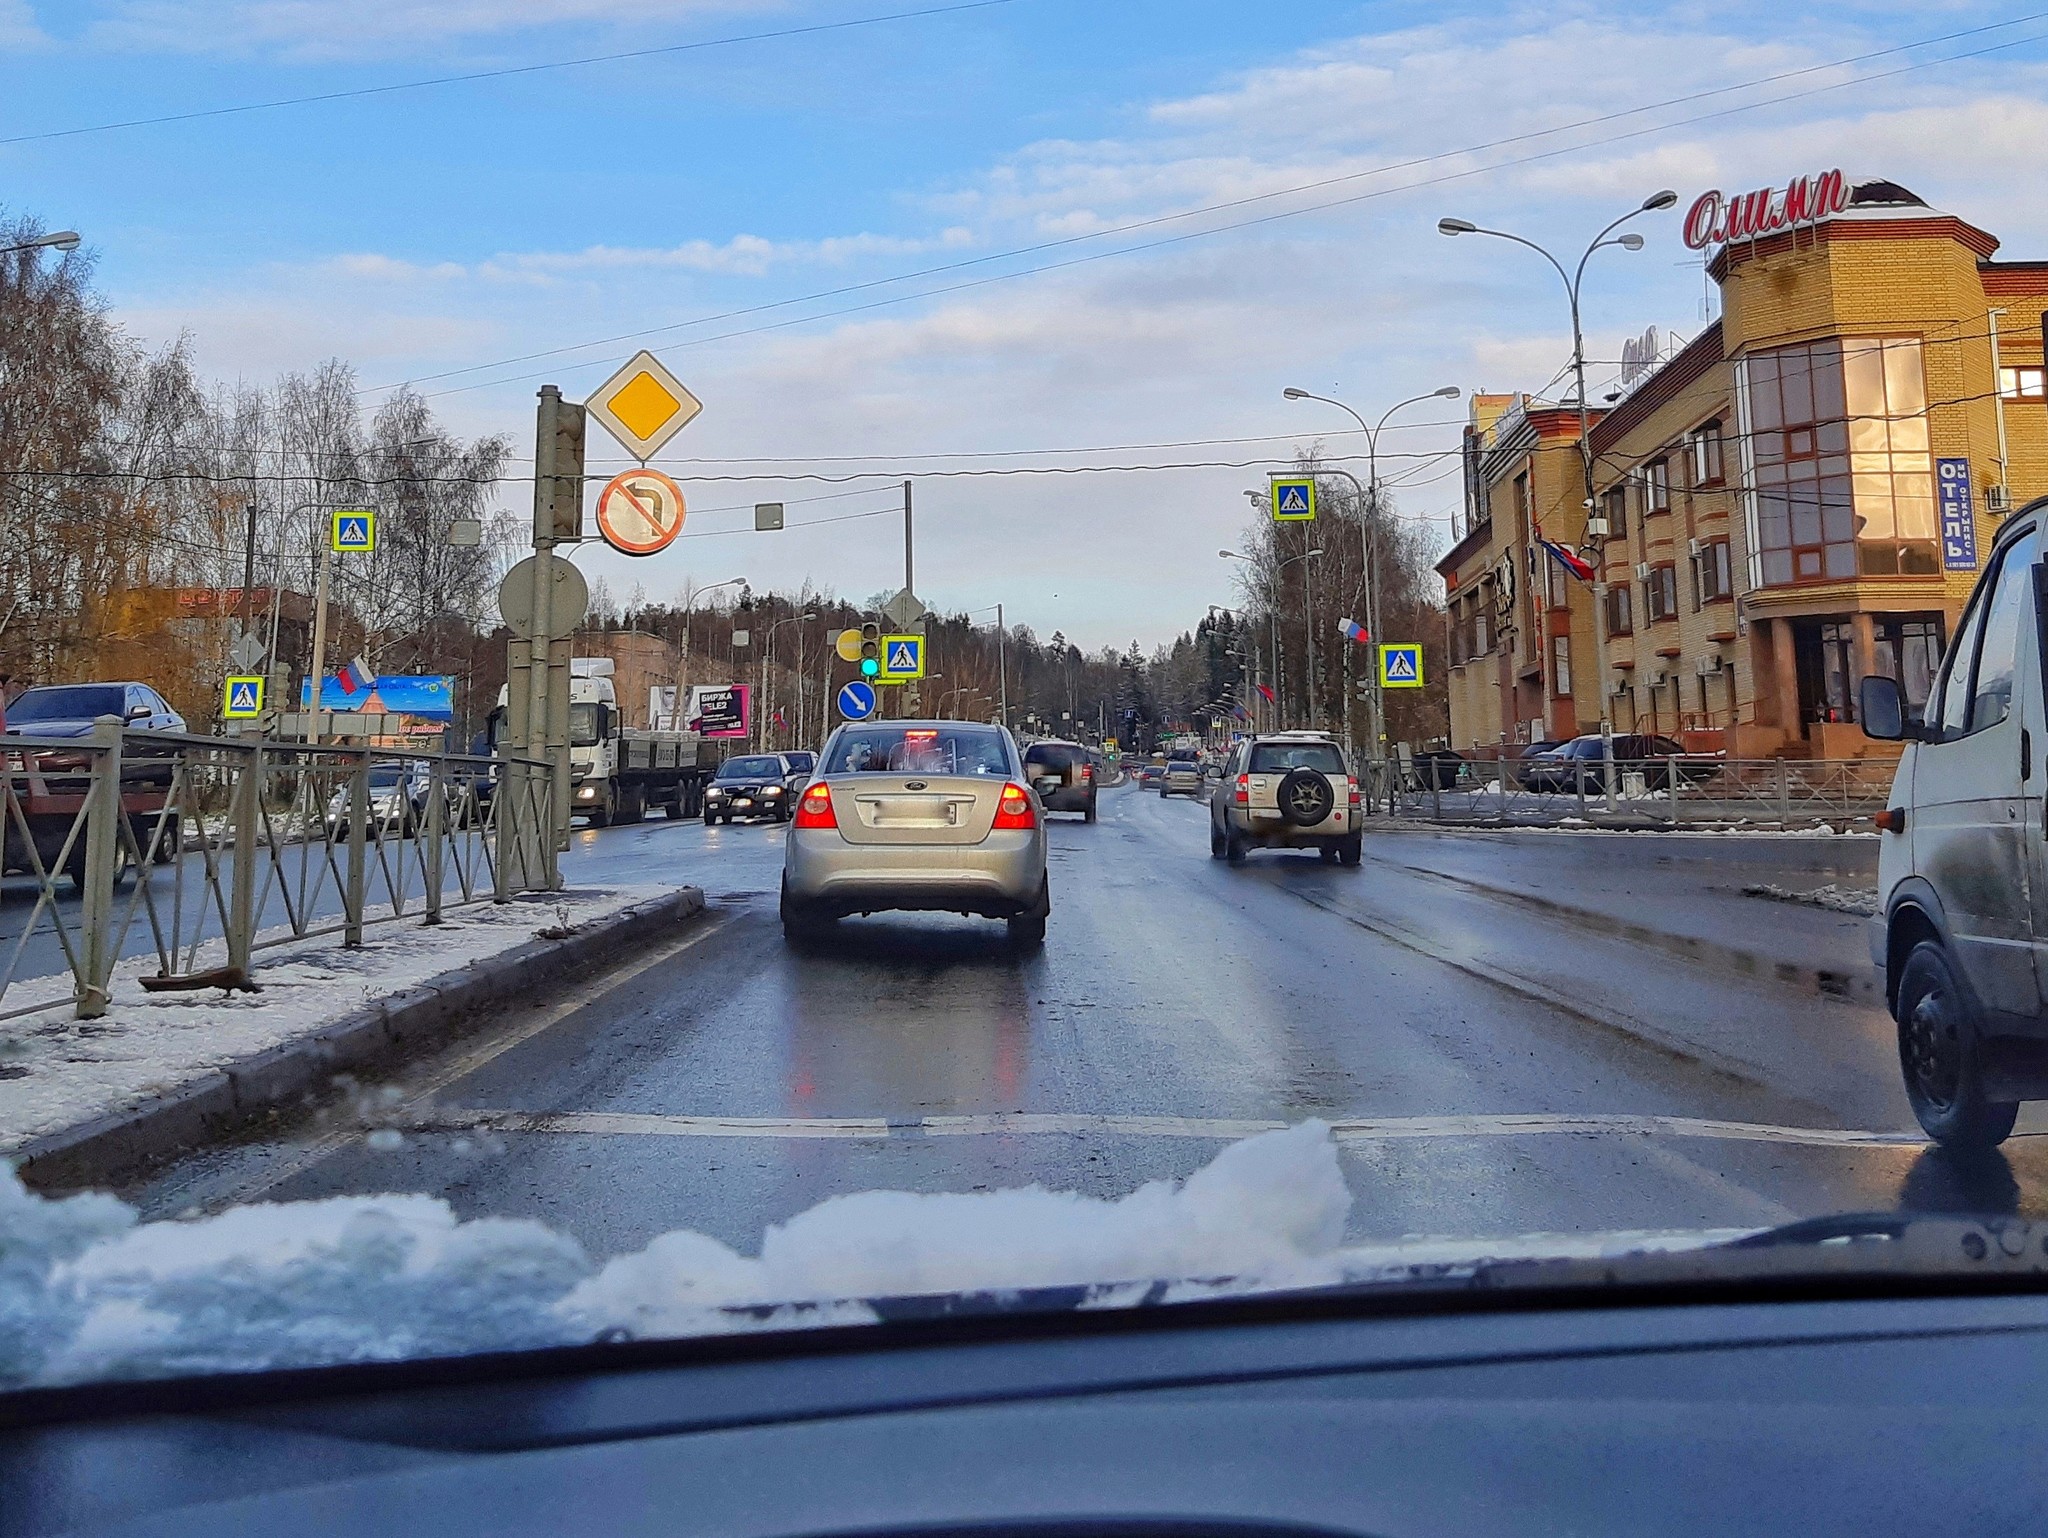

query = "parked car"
[1859,496,2048,1147]
[1022,739,1096,822]
[1412,748,1465,790]
[1516,734,1717,793]
[324,760,434,839]
[781,721,1050,949]
[704,754,804,824]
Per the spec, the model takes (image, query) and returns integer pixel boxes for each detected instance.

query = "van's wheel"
[1897,940,2019,1148]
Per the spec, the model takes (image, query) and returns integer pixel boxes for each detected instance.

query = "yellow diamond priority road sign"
[586,349,703,461]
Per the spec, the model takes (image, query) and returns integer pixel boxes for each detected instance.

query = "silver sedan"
[780,720,1050,950]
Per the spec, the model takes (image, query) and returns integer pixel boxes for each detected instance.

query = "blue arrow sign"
[837,680,877,720]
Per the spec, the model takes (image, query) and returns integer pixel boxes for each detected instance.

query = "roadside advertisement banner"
[686,684,751,739]
[1937,457,1977,571]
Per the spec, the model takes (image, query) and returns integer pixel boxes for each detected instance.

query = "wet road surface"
[130,783,2045,1257]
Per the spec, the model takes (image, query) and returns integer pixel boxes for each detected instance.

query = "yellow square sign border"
[1270,477,1317,522]
[222,674,267,719]
[587,349,704,461]
[879,633,926,681]
[1377,643,1425,689]
[330,509,376,553]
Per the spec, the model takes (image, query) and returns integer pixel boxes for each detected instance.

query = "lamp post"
[1219,549,1279,730]
[675,576,745,729]
[1436,191,1676,768]
[1221,545,1321,729]
[763,609,817,748]
[0,230,79,257]
[1282,386,1460,763]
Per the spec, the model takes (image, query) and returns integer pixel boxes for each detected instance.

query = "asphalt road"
[131,782,2046,1259]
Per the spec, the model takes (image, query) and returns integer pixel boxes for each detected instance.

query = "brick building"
[1438,172,2048,758]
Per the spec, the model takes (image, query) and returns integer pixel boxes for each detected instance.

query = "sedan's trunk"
[831,775,1007,845]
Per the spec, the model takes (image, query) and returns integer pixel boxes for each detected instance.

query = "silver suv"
[1209,731,1361,866]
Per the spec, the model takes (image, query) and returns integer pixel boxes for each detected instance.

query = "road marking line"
[395,1107,1929,1150]
[188,911,730,1210]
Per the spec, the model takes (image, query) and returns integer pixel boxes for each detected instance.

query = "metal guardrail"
[1357,754,1895,829]
[0,718,558,1024]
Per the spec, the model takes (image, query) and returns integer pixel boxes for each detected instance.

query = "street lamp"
[1436,190,1675,767]
[674,576,745,729]
[762,609,817,747]
[1282,385,1460,762]
[0,230,79,257]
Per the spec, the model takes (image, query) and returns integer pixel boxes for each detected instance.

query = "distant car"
[1517,734,1718,793]
[1022,739,1096,822]
[4,681,185,740]
[1160,756,1204,798]
[782,751,817,780]
[781,721,1050,950]
[704,754,802,824]
[1209,731,1361,866]
[1412,748,1465,790]
[325,760,432,839]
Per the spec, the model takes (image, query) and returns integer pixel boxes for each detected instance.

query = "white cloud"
[0,0,47,47]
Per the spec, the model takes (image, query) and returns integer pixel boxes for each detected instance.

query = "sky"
[7,0,2048,651]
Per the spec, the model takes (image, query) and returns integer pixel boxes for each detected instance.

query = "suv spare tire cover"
[1276,767,1335,827]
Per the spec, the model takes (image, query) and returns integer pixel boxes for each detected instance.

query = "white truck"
[491,659,730,825]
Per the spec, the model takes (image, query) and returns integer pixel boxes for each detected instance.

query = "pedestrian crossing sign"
[1270,477,1316,521]
[880,634,926,680]
[331,509,376,553]
[1377,643,1424,689]
[222,675,266,718]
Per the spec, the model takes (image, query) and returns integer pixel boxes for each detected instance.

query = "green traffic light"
[861,658,880,677]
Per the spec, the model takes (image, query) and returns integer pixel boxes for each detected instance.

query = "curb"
[9,886,706,1193]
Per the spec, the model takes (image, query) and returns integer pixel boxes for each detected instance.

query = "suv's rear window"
[1248,743,1344,774]
[1023,743,1083,771]
[825,726,1012,776]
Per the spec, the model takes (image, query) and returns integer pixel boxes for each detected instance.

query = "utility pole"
[996,601,1009,729]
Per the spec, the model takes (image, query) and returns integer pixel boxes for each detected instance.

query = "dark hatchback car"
[1022,739,1096,822]
[1518,733,1719,792]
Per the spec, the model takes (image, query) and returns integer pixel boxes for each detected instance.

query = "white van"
[1861,498,2048,1147]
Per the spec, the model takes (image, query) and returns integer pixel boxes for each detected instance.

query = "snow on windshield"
[2,1123,1352,1387]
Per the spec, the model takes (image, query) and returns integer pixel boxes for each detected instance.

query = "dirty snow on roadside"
[0,1123,1738,1390]
[1740,882,1881,916]
[0,885,670,1158]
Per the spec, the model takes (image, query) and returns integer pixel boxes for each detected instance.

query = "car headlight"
[576,785,598,801]
[762,786,782,797]
[707,787,726,797]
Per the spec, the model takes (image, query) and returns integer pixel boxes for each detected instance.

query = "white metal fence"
[0,718,558,1024]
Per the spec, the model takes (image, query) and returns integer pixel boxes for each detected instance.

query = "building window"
[1744,336,1936,585]
[1999,365,2045,401]
[1688,421,1725,486]
[1645,564,1678,624]
[1602,485,1628,541]
[1604,583,1632,637]
[1872,615,1944,719]
[1513,471,1531,524]
[1551,635,1573,697]
[1697,539,1733,603]
[1642,459,1671,515]
[1544,544,1572,609]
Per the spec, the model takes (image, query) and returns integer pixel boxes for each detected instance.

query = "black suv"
[1022,739,1097,822]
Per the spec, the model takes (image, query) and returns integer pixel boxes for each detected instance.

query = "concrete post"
[345,748,368,947]
[423,753,445,925]
[228,739,261,978]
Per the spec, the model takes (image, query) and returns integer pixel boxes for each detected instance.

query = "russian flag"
[1255,682,1277,705]
[1539,538,1597,584]
[336,656,373,696]
[1340,617,1370,645]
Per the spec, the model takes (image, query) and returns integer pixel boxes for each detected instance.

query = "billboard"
[685,683,751,739]
[298,674,454,719]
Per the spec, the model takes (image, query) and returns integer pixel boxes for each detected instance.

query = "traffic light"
[859,623,882,678]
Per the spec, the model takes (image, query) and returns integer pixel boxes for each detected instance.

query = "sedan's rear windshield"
[718,756,785,779]
[9,685,124,722]
[1248,743,1344,774]
[825,726,1012,776]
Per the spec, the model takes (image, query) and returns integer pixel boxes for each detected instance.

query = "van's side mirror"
[1859,675,1912,741]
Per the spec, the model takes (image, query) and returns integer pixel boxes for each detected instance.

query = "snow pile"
[1741,881,1881,917]
[0,1122,1353,1388]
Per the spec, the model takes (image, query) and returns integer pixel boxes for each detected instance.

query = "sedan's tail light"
[993,781,1037,829]
[792,783,836,828]
[1234,774,1250,804]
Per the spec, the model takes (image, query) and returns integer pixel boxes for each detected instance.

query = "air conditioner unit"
[1987,483,2011,513]
[1647,668,1670,686]
[1635,562,1652,580]
[1696,655,1721,676]
[1687,537,1702,557]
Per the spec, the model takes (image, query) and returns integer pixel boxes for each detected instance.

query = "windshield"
[823,725,1013,776]
[718,756,786,779]
[6,1,2039,1402]
[8,685,124,722]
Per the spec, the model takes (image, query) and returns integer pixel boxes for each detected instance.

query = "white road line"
[397,1107,1932,1150]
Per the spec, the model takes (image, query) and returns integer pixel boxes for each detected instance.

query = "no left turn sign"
[595,469,687,556]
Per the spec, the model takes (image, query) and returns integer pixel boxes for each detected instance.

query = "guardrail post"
[1777,756,1791,825]
[1667,755,1680,827]
[76,715,124,1019]
[541,763,562,891]
[424,754,445,925]
[491,748,514,904]
[345,747,368,947]
[1575,763,1587,818]
[228,740,261,978]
